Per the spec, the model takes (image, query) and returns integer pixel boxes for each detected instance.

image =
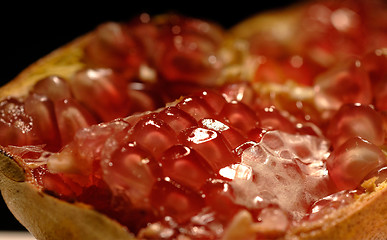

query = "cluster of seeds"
[0,0,386,239]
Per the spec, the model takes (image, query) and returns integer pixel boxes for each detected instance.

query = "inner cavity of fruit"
[1,1,387,239]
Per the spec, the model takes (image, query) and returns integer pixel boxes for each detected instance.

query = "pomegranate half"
[1,1,387,239]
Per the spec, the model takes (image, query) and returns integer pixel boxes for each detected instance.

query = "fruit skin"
[0,5,386,240]
[287,181,387,240]
[0,150,134,240]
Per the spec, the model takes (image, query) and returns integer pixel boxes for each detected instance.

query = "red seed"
[179,127,238,171]
[84,22,145,76]
[154,15,223,84]
[219,101,260,135]
[326,103,385,148]
[362,49,387,111]
[157,107,197,134]
[308,190,358,221]
[24,94,60,151]
[150,179,204,224]
[199,118,246,149]
[202,179,242,224]
[177,96,215,121]
[327,137,387,190]
[258,106,296,134]
[255,207,290,236]
[195,90,227,115]
[158,145,213,191]
[54,98,97,146]
[254,58,287,84]
[131,116,177,158]
[102,143,160,208]
[32,76,73,101]
[220,81,258,106]
[314,59,372,111]
[71,68,131,121]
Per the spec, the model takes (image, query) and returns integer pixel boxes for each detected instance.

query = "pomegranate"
[0,0,386,239]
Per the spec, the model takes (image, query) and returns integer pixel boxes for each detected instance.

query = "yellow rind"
[286,182,387,240]
[0,164,134,240]
[0,34,92,100]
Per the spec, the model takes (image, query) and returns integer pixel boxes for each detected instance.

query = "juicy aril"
[0,0,387,239]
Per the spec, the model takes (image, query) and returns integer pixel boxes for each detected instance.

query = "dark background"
[1,0,297,231]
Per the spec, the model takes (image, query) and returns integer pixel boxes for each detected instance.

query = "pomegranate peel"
[0,1,387,240]
[0,34,91,99]
[0,151,134,240]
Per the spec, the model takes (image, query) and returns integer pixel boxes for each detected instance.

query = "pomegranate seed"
[177,96,215,121]
[54,98,97,146]
[314,59,372,111]
[24,94,60,151]
[194,90,227,115]
[247,128,265,143]
[258,106,296,134]
[326,103,385,148]
[179,127,238,171]
[41,171,80,200]
[71,68,131,121]
[131,116,177,158]
[307,190,359,221]
[32,76,72,101]
[248,31,287,58]
[71,120,131,173]
[161,82,207,103]
[84,22,145,75]
[374,167,387,186]
[220,81,257,106]
[158,145,213,191]
[282,55,323,86]
[0,98,34,146]
[199,118,246,149]
[300,1,368,66]
[234,141,259,157]
[219,101,260,135]
[157,107,197,134]
[202,179,242,224]
[102,142,160,207]
[254,58,287,84]
[150,179,204,224]
[327,137,387,190]
[156,34,222,84]
[154,15,223,85]
[362,49,387,111]
[127,89,156,113]
[362,49,387,85]
[254,207,290,237]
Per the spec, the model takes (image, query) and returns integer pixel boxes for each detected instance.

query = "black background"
[1,0,298,231]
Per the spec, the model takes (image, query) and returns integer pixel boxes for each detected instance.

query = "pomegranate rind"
[287,181,387,239]
[0,149,25,182]
[0,4,385,240]
[0,152,134,240]
[0,33,91,100]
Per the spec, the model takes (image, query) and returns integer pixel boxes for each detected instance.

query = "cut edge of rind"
[0,170,135,240]
[0,33,92,100]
